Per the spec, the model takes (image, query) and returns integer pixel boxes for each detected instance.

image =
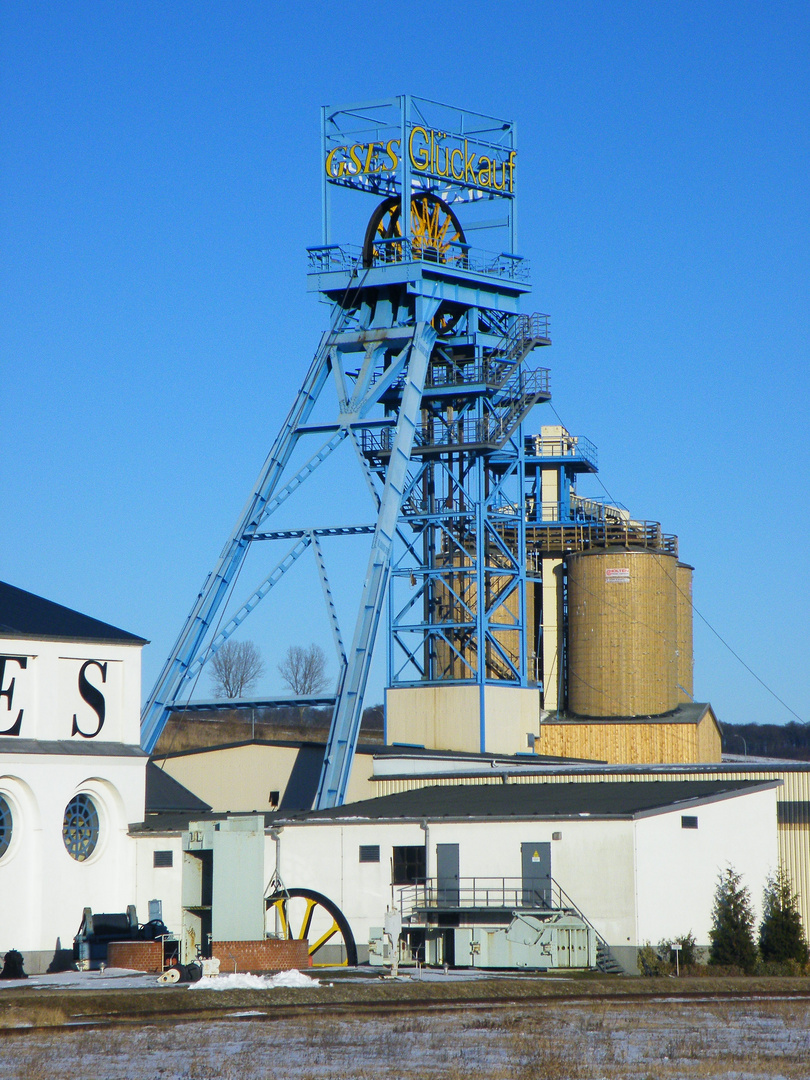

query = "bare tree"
[209,640,265,698]
[278,643,328,695]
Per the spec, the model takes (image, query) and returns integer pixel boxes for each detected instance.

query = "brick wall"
[107,940,164,973]
[211,939,310,974]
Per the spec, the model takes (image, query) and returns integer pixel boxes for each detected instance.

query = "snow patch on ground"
[0,968,157,991]
[188,969,320,991]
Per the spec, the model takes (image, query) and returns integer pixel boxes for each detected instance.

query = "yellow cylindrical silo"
[676,561,694,704]
[566,549,678,717]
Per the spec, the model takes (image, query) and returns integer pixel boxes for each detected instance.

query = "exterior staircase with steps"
[396,875,625,974]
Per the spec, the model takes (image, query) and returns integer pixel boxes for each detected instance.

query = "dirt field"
[2,975,809,1079]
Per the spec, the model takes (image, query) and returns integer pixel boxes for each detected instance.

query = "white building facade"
[259,781,779,970]
[0,583,148,973]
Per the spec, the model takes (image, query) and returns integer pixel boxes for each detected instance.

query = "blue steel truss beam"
[141,326,337,753]
[311,531,348,669]
[184,536,313,684]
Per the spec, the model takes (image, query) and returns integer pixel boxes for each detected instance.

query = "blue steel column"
[475,456,487,752]
[315,315,438,808]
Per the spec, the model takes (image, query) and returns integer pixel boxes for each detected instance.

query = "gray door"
[436,843,460,906]
[521,842,551,907]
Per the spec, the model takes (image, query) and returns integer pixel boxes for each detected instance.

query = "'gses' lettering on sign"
[325,127,516,195]
[325,139,400,179]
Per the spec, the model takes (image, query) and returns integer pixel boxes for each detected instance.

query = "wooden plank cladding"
[536,711,722,765]
[676,562,695,703]
[567,550,679,718]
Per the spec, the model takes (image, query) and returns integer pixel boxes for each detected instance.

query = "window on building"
[359,844,380,863]
[153,850,173,868]
[268,791,280,808]
[681,815,699,830]
[0,795,12,860]
[392,845,426,885]
[63,793,100,862]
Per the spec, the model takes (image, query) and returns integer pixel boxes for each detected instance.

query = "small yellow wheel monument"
[265,887,358,967]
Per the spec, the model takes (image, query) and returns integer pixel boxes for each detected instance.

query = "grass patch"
[0,1004,66,1030]
[1,972,809,1031]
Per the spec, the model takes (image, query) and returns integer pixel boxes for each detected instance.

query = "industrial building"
[0,575,802,974]
[2,97,808,975]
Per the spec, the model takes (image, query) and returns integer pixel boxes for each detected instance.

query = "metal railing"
[396,876,573,921]
[363,415,531,456]
[307,239,531,283]
[569,494,630,523]
[496,366,551,412]
[526,520,678,557]
[499,312,551,355]
[524,433,598,470]
[423,360,515,390]
[396,875,622,973]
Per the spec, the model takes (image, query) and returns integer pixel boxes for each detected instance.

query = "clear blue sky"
[2,1,808,726]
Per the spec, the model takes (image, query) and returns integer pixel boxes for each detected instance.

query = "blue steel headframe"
[142,97,555,810]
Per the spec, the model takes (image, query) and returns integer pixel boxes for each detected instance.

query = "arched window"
[0,795,12,860]
[63,794,99,862]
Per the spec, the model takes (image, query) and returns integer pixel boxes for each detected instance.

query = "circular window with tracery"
[62,794,99,862]
[0,795,12,860]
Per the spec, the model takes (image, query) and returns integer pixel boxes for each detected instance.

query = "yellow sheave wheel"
[361,193,466,335]
[362,193,466,268]
[265,888,358,967]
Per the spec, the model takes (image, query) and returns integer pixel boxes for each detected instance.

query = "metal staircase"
[396,875,624,973]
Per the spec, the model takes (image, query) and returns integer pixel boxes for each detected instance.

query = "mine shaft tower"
[141,96,553,806]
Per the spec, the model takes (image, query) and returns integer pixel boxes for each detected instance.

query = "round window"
[0,795,12,860]
[63,794,99,862]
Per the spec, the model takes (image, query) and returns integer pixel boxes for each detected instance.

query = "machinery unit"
[73,904,176,970]
[375,872,612,972]
[181,815,265,963]
[369,913,594,971]
[454,914,594,970]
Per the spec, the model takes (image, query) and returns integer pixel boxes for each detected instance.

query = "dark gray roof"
[374,744,598,764]
[130,778,781,835]
[279,779,778,823]
[132,810,276,834]
[0,739,146,757]
[554,702,714,725]
[0,581,147,645]
[145,762,211,814]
